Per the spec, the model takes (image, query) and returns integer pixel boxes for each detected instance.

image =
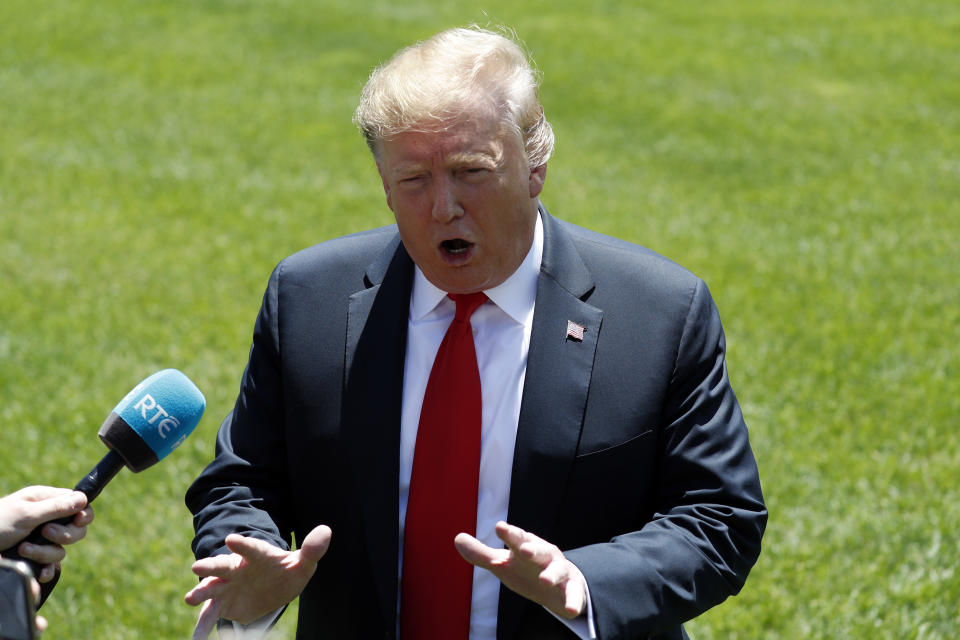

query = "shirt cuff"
[220,608,284,639]
[544,580,596,639]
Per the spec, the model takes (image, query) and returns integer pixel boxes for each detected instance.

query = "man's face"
[376,112,546,294]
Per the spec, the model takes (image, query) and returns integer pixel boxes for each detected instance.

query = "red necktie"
[401,292,487,640]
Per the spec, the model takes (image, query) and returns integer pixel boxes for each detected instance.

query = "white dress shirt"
[398,213,594,639]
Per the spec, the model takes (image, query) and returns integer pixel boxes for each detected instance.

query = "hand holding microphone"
[0,369,205,607]
[0,487,93,583]
[0,490,91,640]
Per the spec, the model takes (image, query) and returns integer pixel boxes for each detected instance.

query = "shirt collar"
[409,210,543,324]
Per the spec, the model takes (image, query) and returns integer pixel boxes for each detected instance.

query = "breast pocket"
[562,429,658,543]
[574,428,656,478]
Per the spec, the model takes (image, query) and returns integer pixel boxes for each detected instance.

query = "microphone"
[1,369,205,597]
[88,368,206,496]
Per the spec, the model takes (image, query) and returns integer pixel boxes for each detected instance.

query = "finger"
[18,541,66,566]
[563,580,587,616]
[454,532,510,568]
[297,525,332,565]
[72,505,95,527]
[11,486,72,502]
[185,575,226,606]
[193,598,220,639]
[37,563,57,583]
[564,586,587,617]
[224,533,284,560]
[517,538,557,567]
[561,563,588,617]
[494,521,532,552]
[538,559,569,588]
[40,521,87,546]
[28,490,88,524]
[192,552,242,578]
[36,614,48,634]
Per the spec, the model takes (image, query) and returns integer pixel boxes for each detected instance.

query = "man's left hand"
[455,520,587,619]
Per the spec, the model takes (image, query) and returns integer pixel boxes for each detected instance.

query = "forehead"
[378,115,518,167]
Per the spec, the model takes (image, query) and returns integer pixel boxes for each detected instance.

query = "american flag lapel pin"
[566,320,586,342]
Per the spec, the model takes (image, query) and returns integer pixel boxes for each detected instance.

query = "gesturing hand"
[455,521,587,620]
[184,524,332,637]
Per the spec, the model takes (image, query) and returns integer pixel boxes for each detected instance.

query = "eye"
[460,167,491,181]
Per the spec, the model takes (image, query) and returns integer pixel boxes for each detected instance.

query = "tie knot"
[448,292,487,323]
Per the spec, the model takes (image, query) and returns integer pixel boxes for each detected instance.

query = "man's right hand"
[184,524,332,636]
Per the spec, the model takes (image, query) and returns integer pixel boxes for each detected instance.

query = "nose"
[430,175,464,223]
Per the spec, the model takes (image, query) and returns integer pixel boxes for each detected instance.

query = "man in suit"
[184,26,766,640]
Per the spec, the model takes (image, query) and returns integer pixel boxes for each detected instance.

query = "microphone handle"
[73,448,125,502]
[0,449,125,605]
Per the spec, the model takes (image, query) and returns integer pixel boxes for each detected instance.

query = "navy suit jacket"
[186,207,766,639]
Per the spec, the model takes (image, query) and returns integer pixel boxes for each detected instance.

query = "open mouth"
[440,239,473,255]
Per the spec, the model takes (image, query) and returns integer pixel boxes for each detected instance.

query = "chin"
[437,277,487,295]
[438,282,483,295]
[420,265,477,294]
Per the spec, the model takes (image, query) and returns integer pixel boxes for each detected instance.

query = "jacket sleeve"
[565,279,767,639]
[185,264,294,558]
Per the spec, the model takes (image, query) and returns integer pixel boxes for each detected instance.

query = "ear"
[528,163,547,199]
[376,162,394,211]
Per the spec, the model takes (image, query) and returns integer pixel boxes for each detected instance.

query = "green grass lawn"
[2,1,957,637]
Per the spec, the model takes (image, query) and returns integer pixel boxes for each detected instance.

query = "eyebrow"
[391,151,501,177]
[449,149,502,165]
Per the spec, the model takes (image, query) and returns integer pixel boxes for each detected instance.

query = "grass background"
[1,0,958,637]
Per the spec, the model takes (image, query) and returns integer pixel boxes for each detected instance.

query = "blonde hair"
[354,26,554,167]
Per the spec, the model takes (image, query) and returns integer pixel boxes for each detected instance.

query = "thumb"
[23,489,87,525]
[297,525,332,565]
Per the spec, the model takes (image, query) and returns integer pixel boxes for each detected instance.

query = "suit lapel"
[498,209,603,640]
[343,234,412,632]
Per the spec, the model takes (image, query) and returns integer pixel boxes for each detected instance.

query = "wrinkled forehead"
[377,127,493,171]
[374,109,522,162]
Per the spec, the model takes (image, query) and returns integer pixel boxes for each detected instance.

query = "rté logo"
[133,394,182,438]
